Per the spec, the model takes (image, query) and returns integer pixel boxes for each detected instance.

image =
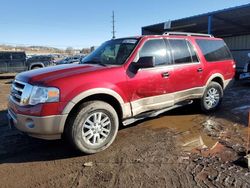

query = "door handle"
[162,72,170,78]
[197,68,203,72]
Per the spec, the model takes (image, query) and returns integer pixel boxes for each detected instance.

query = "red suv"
[8,32,235,153]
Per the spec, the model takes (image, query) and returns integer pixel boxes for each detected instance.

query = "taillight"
[232,61,236,69]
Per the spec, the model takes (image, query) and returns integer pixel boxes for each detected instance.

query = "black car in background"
[0,51,27,73]
[0,52,58,74]
[26,55,56,70]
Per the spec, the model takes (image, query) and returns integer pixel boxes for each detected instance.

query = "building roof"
[142,3,250,37]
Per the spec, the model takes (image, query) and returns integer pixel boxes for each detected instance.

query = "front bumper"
[7,109,67,140]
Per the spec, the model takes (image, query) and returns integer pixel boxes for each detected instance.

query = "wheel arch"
[62,88,131,127]
[29,63,45,70]
[205,73,225,89]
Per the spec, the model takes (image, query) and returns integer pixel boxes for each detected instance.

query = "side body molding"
[62,88,132,119]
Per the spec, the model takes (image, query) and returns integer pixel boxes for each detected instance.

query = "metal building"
[142,3,250,71]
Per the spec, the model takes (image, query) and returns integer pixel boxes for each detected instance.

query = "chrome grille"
[11,80,25,104]
[10,80,33,106]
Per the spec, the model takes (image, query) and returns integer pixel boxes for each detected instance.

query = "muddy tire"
[66,100,119,154]
[201,82,223,113]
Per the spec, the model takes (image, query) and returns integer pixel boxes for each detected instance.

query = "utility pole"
[112,11,116,39]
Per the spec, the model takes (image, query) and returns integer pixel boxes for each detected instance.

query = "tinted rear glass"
[196,39,232,62]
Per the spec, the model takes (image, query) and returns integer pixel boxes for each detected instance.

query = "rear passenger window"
[196,39,232,62]
[169,39,193,64]
[139,39,171,66]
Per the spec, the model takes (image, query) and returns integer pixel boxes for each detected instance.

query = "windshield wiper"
[82,60,107,67]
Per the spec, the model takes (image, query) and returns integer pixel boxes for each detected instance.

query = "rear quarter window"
[196,39,232,62]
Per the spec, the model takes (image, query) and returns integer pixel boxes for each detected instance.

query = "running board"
[122,100,193,126]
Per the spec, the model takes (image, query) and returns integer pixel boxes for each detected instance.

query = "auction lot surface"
[1,78,250,188]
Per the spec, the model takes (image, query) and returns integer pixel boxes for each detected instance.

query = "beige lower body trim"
[131,93,174,116]
[131,78,233,117]
[131,87,205,116]
[122,103,132,118]
[174,87,205,103]
[8,110,67,140]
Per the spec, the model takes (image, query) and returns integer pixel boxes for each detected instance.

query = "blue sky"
[0,0,249,49]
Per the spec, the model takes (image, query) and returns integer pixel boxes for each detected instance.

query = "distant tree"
[81,48,91,54]
[66,47,74,55]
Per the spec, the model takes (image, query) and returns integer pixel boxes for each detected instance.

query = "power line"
[112,11,116,39]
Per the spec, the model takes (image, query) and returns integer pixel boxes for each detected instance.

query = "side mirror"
[134,56,155,69]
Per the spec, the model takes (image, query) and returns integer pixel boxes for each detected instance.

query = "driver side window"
[139,39,171,66]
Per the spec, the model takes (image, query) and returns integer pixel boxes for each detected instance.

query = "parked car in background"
[237,53,250,80]
[0,51,27,73]
[26,55,56,70]
[56,55,85,65]
[8,32,235,154]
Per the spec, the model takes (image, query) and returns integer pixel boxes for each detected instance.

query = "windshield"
[81,38,139,65]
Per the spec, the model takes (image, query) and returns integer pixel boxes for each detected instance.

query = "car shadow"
[0,109,83,164]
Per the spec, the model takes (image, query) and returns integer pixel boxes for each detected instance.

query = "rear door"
[126,38,175,116]
[167,38,204,101]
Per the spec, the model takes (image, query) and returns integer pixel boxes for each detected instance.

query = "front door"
[126,38,174,116]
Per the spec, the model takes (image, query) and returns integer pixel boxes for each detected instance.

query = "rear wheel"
[201,82,223,112]
[66,101,119,154]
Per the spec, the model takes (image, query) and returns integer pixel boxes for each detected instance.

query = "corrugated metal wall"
[224,34,250,50]
[223,35,250,70]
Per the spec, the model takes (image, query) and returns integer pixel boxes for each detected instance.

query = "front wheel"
[66,101,119,154]
[201,82,223,113]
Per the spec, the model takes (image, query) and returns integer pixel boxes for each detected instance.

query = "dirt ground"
[1,78,250,188]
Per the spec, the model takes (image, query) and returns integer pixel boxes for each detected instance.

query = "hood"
[16,64,106,85]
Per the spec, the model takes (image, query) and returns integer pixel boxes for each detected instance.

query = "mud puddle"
[140,111,250,166]
[142,114,218,151]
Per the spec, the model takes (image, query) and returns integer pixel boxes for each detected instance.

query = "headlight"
[29,86,60,105]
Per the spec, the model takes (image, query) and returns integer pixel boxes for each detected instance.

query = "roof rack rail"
[163,32,214,38]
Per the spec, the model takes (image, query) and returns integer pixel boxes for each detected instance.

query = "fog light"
[25,119,35,129]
